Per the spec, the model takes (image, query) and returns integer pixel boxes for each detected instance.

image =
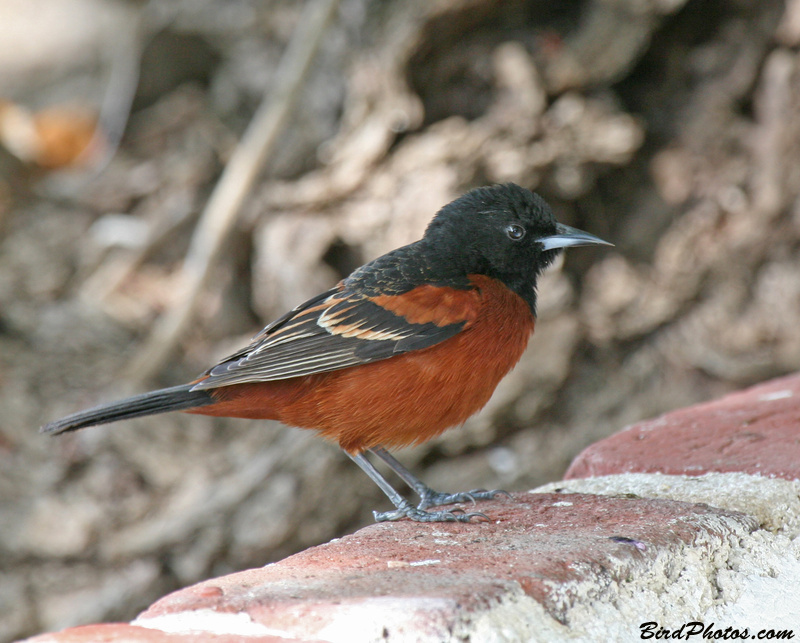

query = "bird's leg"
[347,452,488,523]
[368,446,510,510]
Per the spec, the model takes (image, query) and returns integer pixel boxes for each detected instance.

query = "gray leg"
[368,446,510,510]
[347,452,489,523]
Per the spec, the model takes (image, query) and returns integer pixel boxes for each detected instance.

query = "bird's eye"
[506,224,526,240]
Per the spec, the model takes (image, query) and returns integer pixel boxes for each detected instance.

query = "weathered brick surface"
[131,493,754,640]
[566,373,800,480]
[21,623,304,643]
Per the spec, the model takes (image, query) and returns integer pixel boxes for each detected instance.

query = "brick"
[538,471,800,536]
[19,622,302,643]
[566,373,800,480]
[134,493,755,641]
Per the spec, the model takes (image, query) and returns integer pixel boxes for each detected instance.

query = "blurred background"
[2,0,799,638]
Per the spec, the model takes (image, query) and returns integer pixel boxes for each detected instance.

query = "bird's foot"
[374,500,489,523]
[417,488,511,510]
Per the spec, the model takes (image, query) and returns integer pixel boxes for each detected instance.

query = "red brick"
[566,373,800,480]
[137,492,755,637]
[20,623,300,643]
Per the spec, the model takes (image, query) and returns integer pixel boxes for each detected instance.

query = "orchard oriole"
[42,183,611,523]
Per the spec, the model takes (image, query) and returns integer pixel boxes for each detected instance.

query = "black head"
[423,183,611,311]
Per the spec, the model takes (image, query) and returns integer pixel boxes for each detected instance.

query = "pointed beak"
[538,223,613,251]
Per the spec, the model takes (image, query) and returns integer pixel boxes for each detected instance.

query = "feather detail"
[191,280,480,390]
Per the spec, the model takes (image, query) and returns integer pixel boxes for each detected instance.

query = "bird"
[42,183,612,523]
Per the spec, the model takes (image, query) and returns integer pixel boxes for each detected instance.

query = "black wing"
[190,282,477,390]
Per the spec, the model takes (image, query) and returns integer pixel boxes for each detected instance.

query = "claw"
[468,511,491,522]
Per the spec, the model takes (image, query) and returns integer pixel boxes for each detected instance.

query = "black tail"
[41,384,215,436]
